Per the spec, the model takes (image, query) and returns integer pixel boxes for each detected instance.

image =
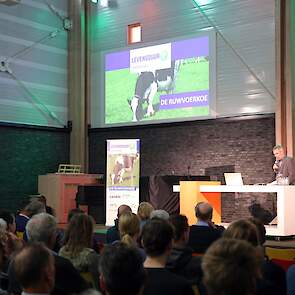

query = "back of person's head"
[117,205,132,218]
[63,213,94,255]
[248,217,266,245]
[0,210,15,232]
[137,202,154,220]
[67,208,84,222]
[223,218,260,247]
[150,209,170,220]
[37,195,47,205]
[195,202,213,222]
[0,218,7,233]
[14,242,55,291]
[169,214,189,242]
[26,213,57,247]
[202,238,262,295]
[24,200,46,217]
[142,218,173,257]
[119,212,140,246]
[99,242,146,295]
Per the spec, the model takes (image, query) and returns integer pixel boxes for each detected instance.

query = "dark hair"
[248,217,266,245]
[67,208,84,222]
[14,242,53,289]
[169,214,189,241]
[100,242,146,295]
[0,210,14,226]
[142,218,173,257]
[202,238,262,295]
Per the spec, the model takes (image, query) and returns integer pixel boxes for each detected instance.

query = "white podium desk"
[198,185,295,237]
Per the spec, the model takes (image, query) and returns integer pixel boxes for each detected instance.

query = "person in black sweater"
[142,218,195,295]
[166,214,202,286]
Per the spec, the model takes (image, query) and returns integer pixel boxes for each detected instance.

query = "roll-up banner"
[106,139,140,226]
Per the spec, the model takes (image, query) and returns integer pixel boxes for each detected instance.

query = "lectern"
[179,181,221,225]
[38,174,101,223]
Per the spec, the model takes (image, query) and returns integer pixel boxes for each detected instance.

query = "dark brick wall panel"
[0,126,70,212]
[89,116,276,222]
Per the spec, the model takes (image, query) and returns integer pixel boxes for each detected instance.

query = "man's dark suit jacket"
[187,225,223,254]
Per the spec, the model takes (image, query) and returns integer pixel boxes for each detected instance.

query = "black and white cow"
[110,154,139,185]
[129,60,180,122]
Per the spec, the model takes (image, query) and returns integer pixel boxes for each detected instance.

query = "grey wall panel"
[0,0,68,127]
[90,0,275,127]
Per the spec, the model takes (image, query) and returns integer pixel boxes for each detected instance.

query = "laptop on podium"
[224,172,244,186]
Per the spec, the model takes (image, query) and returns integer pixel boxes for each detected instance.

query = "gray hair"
[150,209,170,220]
[0,218,7,232]
[26,213,56,244]
[25,200,46,216]
[273,144,283,151]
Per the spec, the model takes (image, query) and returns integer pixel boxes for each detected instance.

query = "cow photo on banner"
[106,139,140,225]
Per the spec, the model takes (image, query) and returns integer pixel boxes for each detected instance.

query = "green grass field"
[105,58,209,124]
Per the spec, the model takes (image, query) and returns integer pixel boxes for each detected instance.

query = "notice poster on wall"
[105,139,140,225]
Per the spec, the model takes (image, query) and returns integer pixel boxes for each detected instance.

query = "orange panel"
[180,181,221,225]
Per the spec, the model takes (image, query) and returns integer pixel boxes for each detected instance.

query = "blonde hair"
[137,202,154,220]
[119,212,140,246]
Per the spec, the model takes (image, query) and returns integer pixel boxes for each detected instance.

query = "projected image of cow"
[129,61,180,122]
[104,35,213,126]
[109,154,139,186]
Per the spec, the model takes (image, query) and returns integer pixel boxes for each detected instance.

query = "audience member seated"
[248,217,286,295]
[0,226,8,294]
[59,213,100,289]
[137,202,154,230]
[150,209,170,220]
[8,213,88,295]
[14,243,55,295]
[0,211,16,234]
[37,195,55,216]
[15,200,45,239]
[99,242,146,295]
[287,264,295,295]
[166,215,203,290]
[142,218,194,295]
[0,213,23,272]
[188,202,224,254]
[202,238,262,295]
[68,208,85,221]
[106,205,132,244]
[118,212,146,261]
[224,218,286,295]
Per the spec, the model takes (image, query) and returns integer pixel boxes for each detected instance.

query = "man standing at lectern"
[272,144,295,185]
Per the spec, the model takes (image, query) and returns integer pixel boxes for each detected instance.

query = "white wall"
[89,0,275,127]
[0,0,68,127]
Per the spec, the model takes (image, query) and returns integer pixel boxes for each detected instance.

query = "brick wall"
[0,126,70,212]
[89,116,276,222]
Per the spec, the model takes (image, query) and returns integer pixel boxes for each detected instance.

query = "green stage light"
[91,0,98,3]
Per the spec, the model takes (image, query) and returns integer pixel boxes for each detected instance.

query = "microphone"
[187,165,191,180]
[273,160,279,173]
